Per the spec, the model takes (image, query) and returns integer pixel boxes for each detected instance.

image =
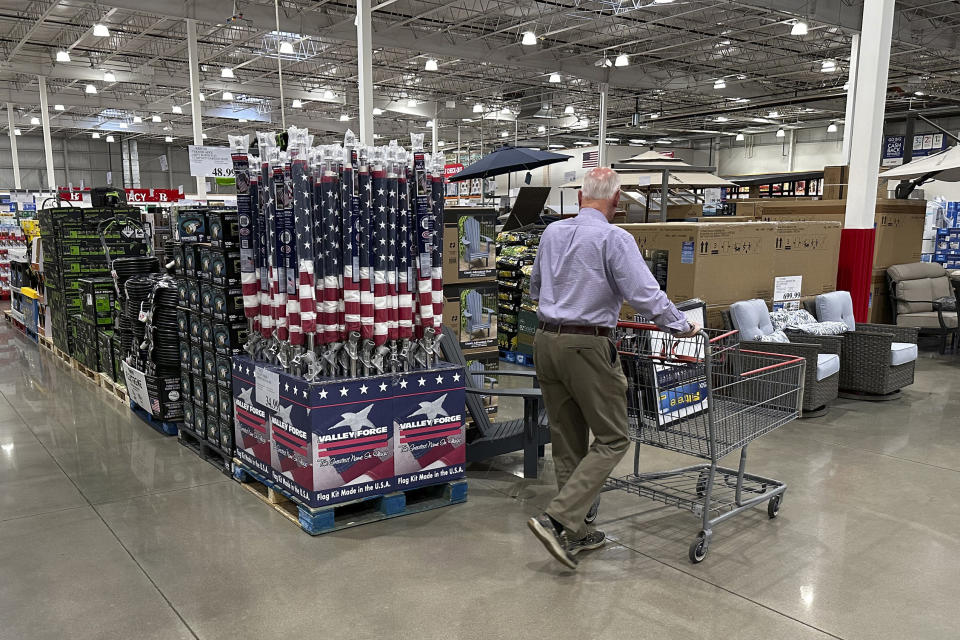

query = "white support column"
[786,129,797,172]
[37,76,56,191]
[598,82,609,167]
[6,103,20,189]
[432,103,439,154]
[841,34,860,165]
[356,0,374,146]
[845,2,894,229]
[186,19,206,198]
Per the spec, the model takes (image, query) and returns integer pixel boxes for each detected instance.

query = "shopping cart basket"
[602,321,805,563]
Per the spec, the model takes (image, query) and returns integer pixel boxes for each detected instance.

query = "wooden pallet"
[232,460,468,536]
[179,428,232,475]
[72,358,100,384]
[38,334,53,351]
[128,401,179,436]
[51,345,72,365]
[98,373,128,403]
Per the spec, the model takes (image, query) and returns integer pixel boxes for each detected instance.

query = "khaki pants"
[534,329,629,538]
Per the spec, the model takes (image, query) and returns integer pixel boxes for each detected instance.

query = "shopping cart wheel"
[688,530,711,564]
[585,496,601,524]
[767,494,782,519]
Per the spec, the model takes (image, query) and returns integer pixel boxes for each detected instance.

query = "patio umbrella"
[879,144,960,197]
[447,146,571,182]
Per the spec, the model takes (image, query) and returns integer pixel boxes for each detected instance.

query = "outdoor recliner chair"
[886,262,958,354]
[726,299,840,417]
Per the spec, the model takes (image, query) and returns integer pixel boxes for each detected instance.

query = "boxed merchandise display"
[443,282,498,349]
[78,277,116,326]
[463,348,498,418]
[772,221,841,297]
[207,210,240,248]
[173,208,208,243]
[123,361,184,422]
[443,207,497,283]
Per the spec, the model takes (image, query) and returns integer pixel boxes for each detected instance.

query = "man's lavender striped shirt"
[530,208,690,332]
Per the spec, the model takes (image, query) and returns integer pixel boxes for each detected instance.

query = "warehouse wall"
[0,133,233,193]
[716,128,846,176]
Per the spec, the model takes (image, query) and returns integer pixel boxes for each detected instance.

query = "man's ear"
[578,191,583,208]
[612,191,621,208]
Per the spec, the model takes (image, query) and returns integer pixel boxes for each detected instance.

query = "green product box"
[79,277,116,326]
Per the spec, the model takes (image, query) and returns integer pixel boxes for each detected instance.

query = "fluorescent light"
[605,137,619,143]
[407,98,418,107]
[54,104,64,111]
[172,105,182,113]
[521,31,537,46]
[323,89,334,99]
[574,141,590,146]
[221,67,235,78]
[133,116,142,123]
[222,91,233,101]
[654,0,676,3]
[549,73,561,83]
[548,144,564,149]
[791,21,808,36]
[202,133,208,139]
[500,130,509,138]
[279,41,295,54]
[13,129,20,136]
[92,23,109,37]
[164,136,173,142]
[537,125,546,133]
[56,50,70,62]
[198,93,205,102]
[915,90,925,96]
[473,103,484,113]
[239,118,248,123]
[339,114,350,121]
[776,128,785,138]
[715,116,729,122]
[564,105,575,114]
[600,58,613,68]
[85,84,97,94]
[736,132,745,141]
[649,112,659,119]
[580,118,590,127]
[425,58,438,71]
[768,110,779,117]
[105,135,115,142]
[714,78,726,89]
[119,122,128,128]
[629,139,646,143]
[103,70,116,82]
[292,99,303,108]
[614,54,629,67]
[437,141,445,147]
[91,132,100,139]
[152,115,161,123]
[827,123,838,133]
[821,59,836,73]
[426,120,434,127]
[163,126,171,131]
[372,107,384,115]
[30,117,40,125]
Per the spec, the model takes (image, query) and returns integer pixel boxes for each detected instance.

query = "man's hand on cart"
[674,321,701,338]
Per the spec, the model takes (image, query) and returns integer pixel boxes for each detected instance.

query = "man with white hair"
[527,166,700,570]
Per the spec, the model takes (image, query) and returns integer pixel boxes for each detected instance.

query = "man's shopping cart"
[603,322,805,563]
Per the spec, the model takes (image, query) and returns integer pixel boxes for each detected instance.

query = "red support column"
[837,228,876,322]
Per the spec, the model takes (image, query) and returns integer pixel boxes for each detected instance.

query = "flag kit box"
[232,356,465,508]
[443,207,497,283]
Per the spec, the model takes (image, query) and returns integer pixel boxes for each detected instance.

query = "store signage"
[125,188,184,203]
[444,163,464,179]
[188,145,234,178]
[772,275,803,311]
[122,362,153,414]
[57,189,87,201]
[882,133,946,167]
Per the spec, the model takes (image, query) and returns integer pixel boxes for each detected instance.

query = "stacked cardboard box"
[39,207,148,357]
[172,208,245,455]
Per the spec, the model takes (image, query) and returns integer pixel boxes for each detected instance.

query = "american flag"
[319,162,340,346]
[341,149,361,336]
[582,150,599,168]
[371,157,389,346]
[292,155,315,342]
[358,157,375,341]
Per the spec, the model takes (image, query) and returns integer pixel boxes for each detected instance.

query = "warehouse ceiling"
[0,0,959,154]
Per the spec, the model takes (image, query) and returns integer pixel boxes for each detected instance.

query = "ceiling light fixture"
[714,78,726,89]
[56,50,70,62]
[537,125,546,133]
[715,115,729,122]
[54,104,64,111]
[736,132,745,141]
[521,31,537,46]
[339,114,350,121]
[92,23,109,37]
[827,123,838,133]
[278,41,295,54]
[103,70,116,82]
[292,99,302,108]
[164,136,173,142]
[172,105,182,113]
[202,133,208,139]
[425,58,438,71]
[501,130,509,138]
[222,91,233,101]
[614,53,629,67]
[915,90,925,96]
[821,59,836,73]
[323,89,334,99]
[133,116,142,123]
[91,132,100,139]
[221,67,235,78]
[199,93,205,102]
[239,118,248,123]
[768,110,779,117]
[372,107,384,115]
[549,72,561,83]
[776,128,785,138]
[629,138,646,144]
[152,115,161,123]
[653,0,676,3]
[426,120,434,127]
[437,141,445,147]
[791,21,808,36]
[85,84,97,94]
[574,141,591,146]
[473,103,484,113]
[564,105,575,114]
[649,112,660,119]
[119,122,127,128]
[408,98,418,107]
[30,117,40,125]
[105,135,115,142]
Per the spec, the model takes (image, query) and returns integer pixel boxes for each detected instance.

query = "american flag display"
[582,150,599,168]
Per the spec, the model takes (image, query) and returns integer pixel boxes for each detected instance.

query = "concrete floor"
[0,320,956,640]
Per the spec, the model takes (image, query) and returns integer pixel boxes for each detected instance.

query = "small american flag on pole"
[582,150,599,168]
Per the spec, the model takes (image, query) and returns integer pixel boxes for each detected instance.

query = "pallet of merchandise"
[128,400,179,436]
[232,459,468,536]
[38,334,53,351]
[51,345,72,365]
[71,358,99,385]
[98,373,128,403]
[178,428,232,476]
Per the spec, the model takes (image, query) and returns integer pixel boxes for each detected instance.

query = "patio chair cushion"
[816,353,840,381]
[890,342,918,366]
[728,299,774,340]
[757,329,789,343]
[770,308,847,335]
[896,311,959,329]
[815,291,856,331]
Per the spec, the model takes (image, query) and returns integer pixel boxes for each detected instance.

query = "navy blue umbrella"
[447,146,571,182]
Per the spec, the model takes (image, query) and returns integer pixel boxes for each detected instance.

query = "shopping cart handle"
[616,321,738,345]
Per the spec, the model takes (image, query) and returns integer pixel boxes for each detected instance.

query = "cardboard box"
[207,210,240,249]
[443,207,497,283]
[463,348,499,419]
[773,221,842,297]
[868,269,892,324]
[664,204,703,221]
[617,222,778,306]
[442,282,498,349]
[705,303,731,329]
[753,200,847,224]
[874,201,926,269]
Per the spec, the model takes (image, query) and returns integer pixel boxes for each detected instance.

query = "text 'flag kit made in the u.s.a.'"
[228,128,465,508]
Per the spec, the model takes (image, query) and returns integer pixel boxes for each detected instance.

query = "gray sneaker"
[527,514,578,570]
[569,530,606,556]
